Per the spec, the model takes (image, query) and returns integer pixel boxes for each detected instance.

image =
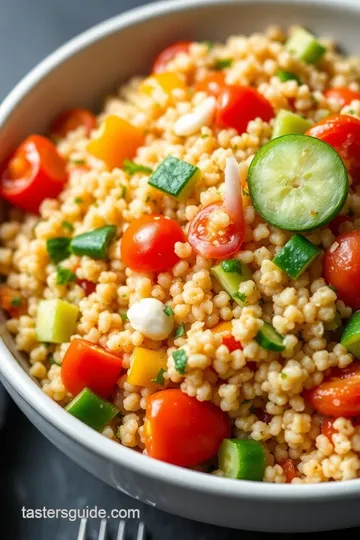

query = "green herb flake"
[120,185,127,198]
[280,372,287,379]
[123,160,153,176]
[10,297,22,307]
[49,355,60,366]
[348,109,356,115]
[56,266,76,286]
[120,312,129,322]
[46,237,71,264]
[151,368,166,386]
[214,58,233,71]
[233,291,247,304]
[71,158,86,165]
[163,305,174,316]
[202,40,214,50]
[200,133,209,139]
[62,220,74,233]
[74,197,84,205]
[173,349,187,374]
[174,323,185,338]
[242,188,249,197]
[221,259,242,274]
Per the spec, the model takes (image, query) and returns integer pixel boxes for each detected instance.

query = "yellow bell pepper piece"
[127,347,168,387]
[87,115,144,170]
[212,320,232,336]
[141,72,187,99]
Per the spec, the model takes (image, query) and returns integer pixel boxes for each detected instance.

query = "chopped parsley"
[214,58,233,71]
[49,356,60,366]
[242,188,249,197]
[120,312,129,322]
[10,297,22,307]
[200,133,209,139]
[62,220,74,233]
[348,109,356,115]
[174,323,185,338]
[120,185,127,198]
[151,368,166,386]
[173,349,187,374]
[221,259,242,274]
[163,305,174,316]
[74,197,84,204]
[56,266,76,286]
[71,158,86,165]
[123,160,153,176]
[233,291,247,304]
[280,372,287,379]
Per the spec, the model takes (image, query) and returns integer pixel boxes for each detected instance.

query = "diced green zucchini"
[218,439,266,481]
[286,28,326,64]
[36,299,79,343]
[256,322,285,352]
[148,156,201,201]
[66,387,118,431]
[276,71,302,84]
[211,260,252,305]
[70,225,116,259]
[341,312,360,357]
[273,234,321,279]
[272,110,313,139]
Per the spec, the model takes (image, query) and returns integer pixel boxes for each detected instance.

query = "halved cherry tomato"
[194,72,226,96]
[216,86,274,135]
[304,361,360,417]
[144,389,231,466]
[306,114,360,182]
[212,320,242,352]
[328,215,352,236]
[51,109,97,138]
[282,459,298,483]
[321,417,338,442]
[325,88,360,107]
[324,230,360,309]
[121,214,185,273]
[61,338,122,398]
[0,285,27,318]
[76,279,96,296]
[0,135,67,213]
[152,41,191,74]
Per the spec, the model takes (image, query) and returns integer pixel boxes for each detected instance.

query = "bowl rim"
[1,0,360,501]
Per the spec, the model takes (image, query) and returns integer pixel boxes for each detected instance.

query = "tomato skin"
[51,109,97,138]
[304,361,360,417]
[152,41,191,74]
[76,279,96,296]
[144,389,231,466]
[282,459,298,483]
[321,417,338,442]
[0,135,67,214]
[324,230,360,309]
[0,285,27,318]
[194,72,226,96]
[216,86,274,135]
[306,114,360,182]
[61,338,122,398]
[325,88,360,107]
[121,215,185,273]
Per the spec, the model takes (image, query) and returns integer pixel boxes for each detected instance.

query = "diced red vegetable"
[152,41,191,74]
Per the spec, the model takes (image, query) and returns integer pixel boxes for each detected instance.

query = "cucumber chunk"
[256,322,285,352]
[218,439,266,481]
[70,225,116,260]
[341,312,360,357]
[248,134,348,231]
[66,387,118,431]
[148,156,201,201]
[273,234,321,279]
[211,260,252,305]
[286,28,326,64]
[36,299,79,343]
[272,110,312,139]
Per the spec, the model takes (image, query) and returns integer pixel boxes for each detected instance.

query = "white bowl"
[1,0,360,532]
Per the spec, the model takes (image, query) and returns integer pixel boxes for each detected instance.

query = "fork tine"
[77,518,87,540]
[136,522,146,540]
[98,519,107,540]
[116,520,126,540]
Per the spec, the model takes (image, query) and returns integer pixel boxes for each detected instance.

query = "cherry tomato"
[304,361,360,417]
[0,135,67,214]
[216,86,274,135]
[306,114,360,182]
[0,285,27,318]
[152,41,191,74]
[194,72,226,96]
[51,109,97,138]
[324,230,360,309]
[121,215,185,273]
[61,338,122,398]
[76,279,96,296]
[328,215,352,236]
[325,88,360,107]
[282,459,298,483]
[212,320,242,352]
[188,201,245,259]
[144,389,231,466]
[321,417,338,442]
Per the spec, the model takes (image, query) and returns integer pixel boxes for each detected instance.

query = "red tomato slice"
[194,72,226,96]
[152,41,191,74]
[51,109,97,138]
[306,114,360,182]
[0,135,67,213]
[324,230,360,309]
[121,214,185,273]
[282,459,298,483]
[304,361,360,417]
[144,389,231,466]
[325,88,360,107]
[61,338,123,398]
[216,86,274,135]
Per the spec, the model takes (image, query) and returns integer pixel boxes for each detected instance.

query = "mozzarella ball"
[127,298,174,340]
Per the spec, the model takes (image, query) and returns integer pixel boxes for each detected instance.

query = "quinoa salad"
[2,26,360,484]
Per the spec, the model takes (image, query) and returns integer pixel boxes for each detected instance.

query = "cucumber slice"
[286,28,326,64]
[248,134,348,231]
[211,260,252,306]
[36,299,79,343]
[218,439,266,481]
[273,234,321,279]
[341,312,360,357]
[276,71,302,85]
[256,322,285,352]
[148,156,201,201]
[272,110,312,139]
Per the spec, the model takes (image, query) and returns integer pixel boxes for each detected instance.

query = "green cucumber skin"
[256,322,285,352]
[211,262,252,305]
[272,110,313,139]
[341,312,360,358]
[218,439,266,481]
[273,234,321,279]
[248,134,348,232]
[148,156,200,200]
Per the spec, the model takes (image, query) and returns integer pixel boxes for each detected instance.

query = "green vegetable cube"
[273,234,321,280]
[286,28,326,64]
[70,225,116,259]
[211,261,252,306]
[341,312,360,358]
[66,387,118,431]
[272,110,313,139]
[148,156,201,201]
[36,299,79,343]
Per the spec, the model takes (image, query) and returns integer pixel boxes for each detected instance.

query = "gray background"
[0,1,359,539]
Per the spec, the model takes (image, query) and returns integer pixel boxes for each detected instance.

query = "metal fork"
[77,518,145,540]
